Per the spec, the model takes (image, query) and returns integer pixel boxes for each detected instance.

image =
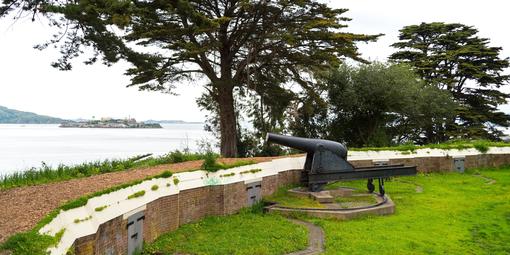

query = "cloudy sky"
[0,0,509,121]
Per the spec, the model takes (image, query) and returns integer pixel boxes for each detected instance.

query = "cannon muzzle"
[266,133,347,159]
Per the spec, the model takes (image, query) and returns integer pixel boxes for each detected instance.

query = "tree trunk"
[217,85,238,157]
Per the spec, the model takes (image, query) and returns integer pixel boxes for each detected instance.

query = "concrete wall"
[46,150,510,255]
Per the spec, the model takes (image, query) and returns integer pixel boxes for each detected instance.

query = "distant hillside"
[0,106,65,124]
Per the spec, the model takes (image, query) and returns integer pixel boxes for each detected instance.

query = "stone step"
[309,191,334,203]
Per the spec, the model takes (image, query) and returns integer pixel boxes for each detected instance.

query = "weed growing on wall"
[127,190,146,199]
[220,172,235,177]
[94,205,108,212]
[240,169,262,175]
[73,216,92,224]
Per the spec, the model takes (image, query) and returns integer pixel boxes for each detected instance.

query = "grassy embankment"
[0,151,256,190]
[0,151,200,189]
[143,167,510,255]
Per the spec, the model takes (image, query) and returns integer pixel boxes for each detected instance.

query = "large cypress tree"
[390,22,510,140]
[1,0,379,156]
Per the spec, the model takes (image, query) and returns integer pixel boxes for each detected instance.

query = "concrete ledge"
[267,195,395,220]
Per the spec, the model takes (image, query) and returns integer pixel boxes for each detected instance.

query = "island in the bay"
[60,117,162,128]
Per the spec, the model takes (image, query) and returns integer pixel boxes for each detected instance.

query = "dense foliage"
[390,22,510,141]
[290,63,456,147]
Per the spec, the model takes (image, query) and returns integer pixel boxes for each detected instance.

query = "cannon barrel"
[266,133,348,159]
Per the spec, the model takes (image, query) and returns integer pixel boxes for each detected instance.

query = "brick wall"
[178,186,215,225]
[94,216,127,255]
[261,175,278,197]
[277,170,302,186]
[72,153,510,255]
[223,182,248,215]
[144,195,179,243]
[74,235,95,255]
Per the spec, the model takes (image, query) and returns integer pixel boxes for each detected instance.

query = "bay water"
[0,124,214,175]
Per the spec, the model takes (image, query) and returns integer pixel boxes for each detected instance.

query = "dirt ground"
[0,156,284,243]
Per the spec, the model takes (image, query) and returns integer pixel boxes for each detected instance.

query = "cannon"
[266,133,417,194]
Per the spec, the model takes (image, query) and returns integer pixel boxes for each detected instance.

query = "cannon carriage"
[266,133,417,194]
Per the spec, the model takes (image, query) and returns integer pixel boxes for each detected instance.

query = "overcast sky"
[0,0,509,121]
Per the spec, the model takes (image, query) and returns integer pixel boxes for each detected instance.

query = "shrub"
[201,151,219,171]
[151,185,159,191]
[473,141,490,154]
[173,178,180,185]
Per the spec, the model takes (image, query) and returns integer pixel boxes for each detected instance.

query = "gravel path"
[0,157,279,243]
[287,219,325,255]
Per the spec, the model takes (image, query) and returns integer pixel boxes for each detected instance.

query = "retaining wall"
[39,148,510,255]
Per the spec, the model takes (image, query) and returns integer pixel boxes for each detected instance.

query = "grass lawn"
[143,206,308,255]
[312,167,510,254]
[144,167,510,255]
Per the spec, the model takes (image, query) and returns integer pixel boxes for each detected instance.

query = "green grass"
[0,151,208,190]
[349,139,508,153]
[307,168,510,254]
[143,205,308,255]
[0,228,65,255]
[265,186,325,208]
